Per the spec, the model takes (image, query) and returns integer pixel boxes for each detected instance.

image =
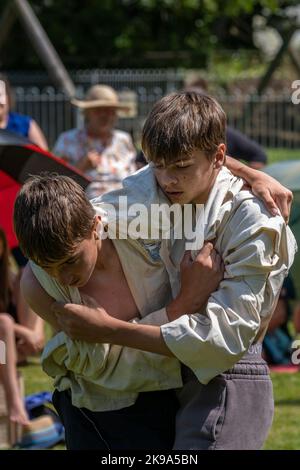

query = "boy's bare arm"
[50,242,224,353]
[225,155,293,223]
[51,301,173,356]
[21,263,60,331]
[21,268,173,356]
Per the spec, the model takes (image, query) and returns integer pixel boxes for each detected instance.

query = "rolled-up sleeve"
[161,198,297,384]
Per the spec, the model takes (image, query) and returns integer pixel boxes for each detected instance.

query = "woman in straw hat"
[53,84,136,198]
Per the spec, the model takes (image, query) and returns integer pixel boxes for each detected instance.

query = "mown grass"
[264,373,300,450]
[267,148,300,164]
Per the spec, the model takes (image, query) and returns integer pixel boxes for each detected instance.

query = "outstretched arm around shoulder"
[225,156,293,223]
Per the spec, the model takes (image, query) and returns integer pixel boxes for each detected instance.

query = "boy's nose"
[160,171,179,189]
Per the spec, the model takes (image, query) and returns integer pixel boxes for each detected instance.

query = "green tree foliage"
[0,0,295,69]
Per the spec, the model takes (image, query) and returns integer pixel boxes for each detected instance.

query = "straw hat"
[71,84,130,111]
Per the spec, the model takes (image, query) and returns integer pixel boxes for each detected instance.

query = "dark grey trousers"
[52,388,179,450]
[174,344,274,450]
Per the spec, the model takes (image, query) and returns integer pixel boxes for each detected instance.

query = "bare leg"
[0,314,28,426]
[13,276,45,362]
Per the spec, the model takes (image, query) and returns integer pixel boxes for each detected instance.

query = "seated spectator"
[226,126,267,169]
[0,73,49,269]
[0,228,45,426]
[263,275,296,365]
[53,84,136,197]
[184,78,267,169]
[0,73,48,150]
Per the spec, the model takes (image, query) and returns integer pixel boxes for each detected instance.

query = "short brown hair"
[14,174,95,265]
[141,91,226,164]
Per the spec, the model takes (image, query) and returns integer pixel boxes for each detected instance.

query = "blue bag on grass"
[15,391,65,450]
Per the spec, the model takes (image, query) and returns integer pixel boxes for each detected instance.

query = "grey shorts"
[174,344,274,450]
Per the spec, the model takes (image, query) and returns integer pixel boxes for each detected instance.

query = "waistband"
[223,343,269,378]
[236,343,263,362]
[181,343,269,383]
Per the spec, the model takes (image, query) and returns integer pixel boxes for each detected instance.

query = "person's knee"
[0,314,15,334]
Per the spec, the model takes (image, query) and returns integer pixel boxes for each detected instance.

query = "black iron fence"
[5,69,300,150]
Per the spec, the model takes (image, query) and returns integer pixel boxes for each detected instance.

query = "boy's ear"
[93,215,104,240]
[93,215,101,226]
[213,143,226,169]
[92,215,101,232]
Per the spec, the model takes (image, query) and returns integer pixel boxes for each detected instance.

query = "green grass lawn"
[264,373,300,450]
[19,358,300,450]
[267,148,300,164]
[21,358,53,395]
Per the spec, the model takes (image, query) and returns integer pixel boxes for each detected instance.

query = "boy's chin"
[71,277,88,288]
